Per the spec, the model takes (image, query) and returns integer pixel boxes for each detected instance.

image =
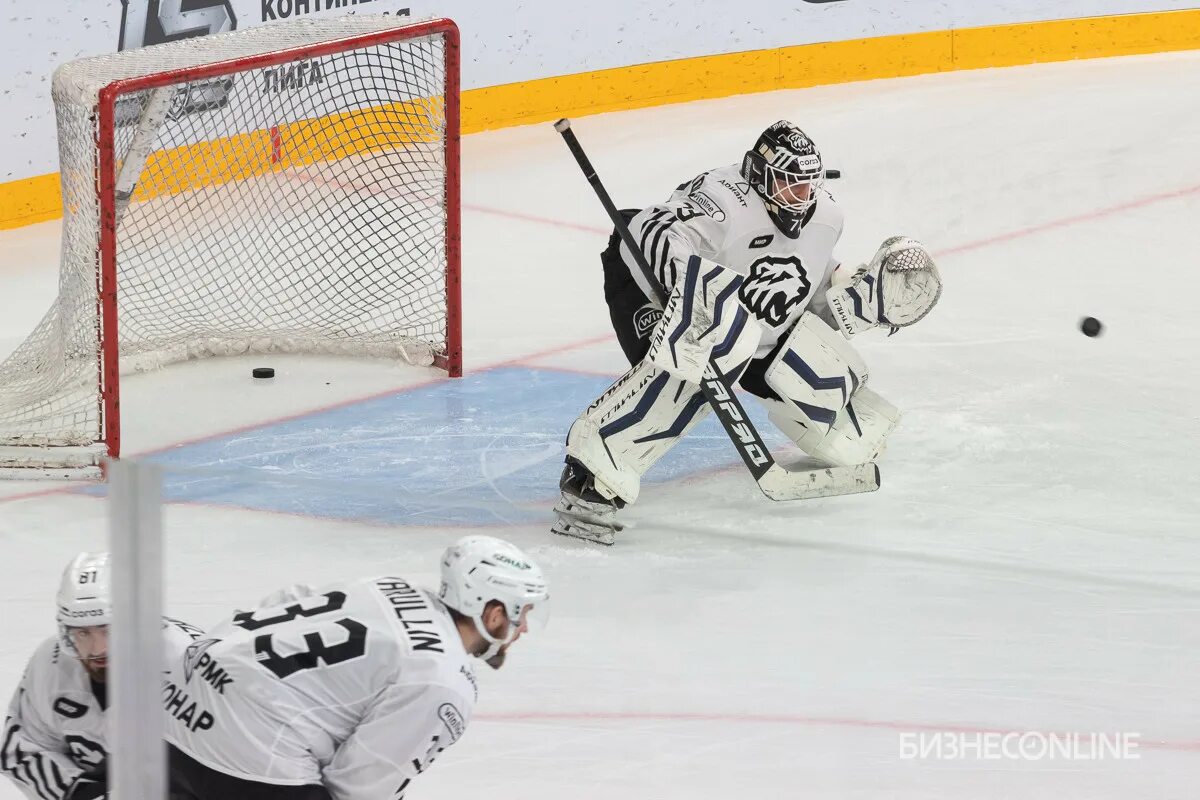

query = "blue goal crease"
[79,366,789,526]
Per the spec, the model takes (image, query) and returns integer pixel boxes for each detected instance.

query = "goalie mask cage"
[0,15,461,476]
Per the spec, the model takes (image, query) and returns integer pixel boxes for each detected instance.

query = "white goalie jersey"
[619,164,845,358]
[1,618,204,800]
[163,576,478,800]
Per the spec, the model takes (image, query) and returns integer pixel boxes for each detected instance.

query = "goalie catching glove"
[826,236,942,337]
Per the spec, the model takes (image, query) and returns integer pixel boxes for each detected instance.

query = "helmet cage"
[743,148,824,216]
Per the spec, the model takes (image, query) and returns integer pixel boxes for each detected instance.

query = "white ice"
[1,52,1199,798]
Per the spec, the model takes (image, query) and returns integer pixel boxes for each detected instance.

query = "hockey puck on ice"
[1079,317,1103,338]
[825,168,841,179]
[252,367,276,379]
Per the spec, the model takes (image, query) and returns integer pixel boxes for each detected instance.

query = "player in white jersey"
[1,552,204,800]
[553,120,943,544]
[163,535,549,800]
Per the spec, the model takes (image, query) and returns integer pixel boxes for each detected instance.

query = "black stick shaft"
[554,119,667,307]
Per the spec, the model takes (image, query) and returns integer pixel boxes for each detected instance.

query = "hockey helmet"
[439,536,548,658]
[741,120,824,234]
[56,551,112,657]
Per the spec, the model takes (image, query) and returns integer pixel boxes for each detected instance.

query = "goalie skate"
[551,495,626,546]
[551,460,626,546]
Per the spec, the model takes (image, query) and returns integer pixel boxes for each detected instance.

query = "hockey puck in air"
[1079,317,1103,338]
[252,367,276,379]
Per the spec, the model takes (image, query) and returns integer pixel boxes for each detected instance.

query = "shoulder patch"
[183,638,220,683]
[687,189,726,222]
[438,702,466,743]
[712,175,749,209]
[53,697,89,719]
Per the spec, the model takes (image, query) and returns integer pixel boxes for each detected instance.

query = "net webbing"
[0,17,452,462]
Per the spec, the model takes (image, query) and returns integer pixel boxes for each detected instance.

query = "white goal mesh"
[0,15,460,473]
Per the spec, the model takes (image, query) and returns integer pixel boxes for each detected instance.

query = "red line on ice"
[935,182,1200,257]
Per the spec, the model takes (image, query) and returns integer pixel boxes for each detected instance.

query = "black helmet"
[740,120,824,236]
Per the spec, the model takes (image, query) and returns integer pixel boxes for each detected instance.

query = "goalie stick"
[553,118,878,502]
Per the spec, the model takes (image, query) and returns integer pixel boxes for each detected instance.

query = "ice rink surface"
[2,52,1199,798]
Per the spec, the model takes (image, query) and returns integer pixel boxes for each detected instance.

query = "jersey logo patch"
[687,190,725,222]
[739,255,812,327]
[438,703,465,743]
[53,697,88,719]
[633,304,663,338]
[749,234,774,249]
[674,203,701,222]
[183,638,220,683]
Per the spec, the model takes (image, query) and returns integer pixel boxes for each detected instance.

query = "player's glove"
[826,236,942,337]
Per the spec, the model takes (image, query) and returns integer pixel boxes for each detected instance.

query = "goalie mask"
[439,536,548,662]
[56,552,112,666]
[741,120,825,237]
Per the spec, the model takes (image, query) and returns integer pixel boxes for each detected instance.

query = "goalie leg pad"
[566,270,761,506]
[566,360,712,505]
[764,312,868,444]
[764,388,900,467]
[763,312,900,466]
[810,386,900,466]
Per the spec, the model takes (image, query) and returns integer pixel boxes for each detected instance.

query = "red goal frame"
[93,18,461,460]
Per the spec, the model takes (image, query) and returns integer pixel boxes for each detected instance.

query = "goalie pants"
[601,210,779,399]
[167,744,332,800]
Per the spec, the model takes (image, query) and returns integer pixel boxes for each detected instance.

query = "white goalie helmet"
[56,552,112,654]
[439,536,548,657]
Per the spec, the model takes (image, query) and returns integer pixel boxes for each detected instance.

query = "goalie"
[553,120,943,545]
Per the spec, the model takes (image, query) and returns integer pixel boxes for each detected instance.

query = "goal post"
[0,15,461,476]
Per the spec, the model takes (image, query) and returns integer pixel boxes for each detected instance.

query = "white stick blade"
[758,462,880,501]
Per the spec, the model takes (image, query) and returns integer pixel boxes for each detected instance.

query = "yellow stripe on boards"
[3,8,1199,230]
[0,173,63,229]
[951,10,1200,69]
[127,98,443,203]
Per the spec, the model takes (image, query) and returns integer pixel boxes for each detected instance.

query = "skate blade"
[554,503,627,532]
[551,519,615,546]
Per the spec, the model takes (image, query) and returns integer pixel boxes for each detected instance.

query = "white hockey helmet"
[439,536,548,656]
[56,552,112,653]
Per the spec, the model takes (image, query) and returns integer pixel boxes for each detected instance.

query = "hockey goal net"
[0,15,461,475]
